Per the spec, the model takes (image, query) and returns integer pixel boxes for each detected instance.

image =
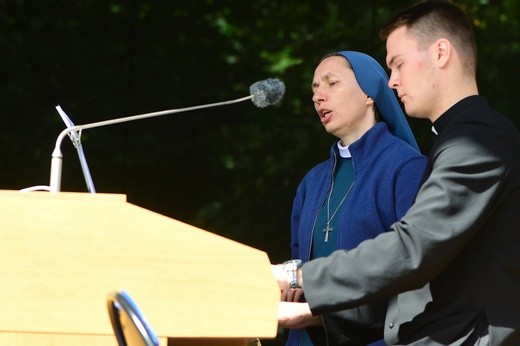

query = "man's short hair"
[380,0,477,76]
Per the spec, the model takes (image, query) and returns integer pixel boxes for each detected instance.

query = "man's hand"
[281,288,304,302]
[277,302,322,329]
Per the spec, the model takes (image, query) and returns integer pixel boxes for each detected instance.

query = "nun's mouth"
[319,109,332,123]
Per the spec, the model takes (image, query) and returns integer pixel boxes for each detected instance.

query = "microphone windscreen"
[249,78,285,108]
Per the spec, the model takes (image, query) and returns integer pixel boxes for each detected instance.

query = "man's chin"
[404,106,420,119]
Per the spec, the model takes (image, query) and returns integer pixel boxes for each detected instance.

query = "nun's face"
[312,56,376,145]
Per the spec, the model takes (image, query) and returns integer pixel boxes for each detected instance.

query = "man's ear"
[435,38,451,68]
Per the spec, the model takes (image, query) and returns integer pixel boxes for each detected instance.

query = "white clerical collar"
[337,141,352,158]
[431,125,438,135]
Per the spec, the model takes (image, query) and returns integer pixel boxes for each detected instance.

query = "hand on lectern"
[281,287,304,303]
[278,301,321,329]
[271,264,304,302]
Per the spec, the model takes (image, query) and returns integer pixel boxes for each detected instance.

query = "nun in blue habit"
[284,51,427,346]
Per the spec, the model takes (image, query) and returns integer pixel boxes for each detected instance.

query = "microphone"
[47,78,285,193]
[250,78,285,108]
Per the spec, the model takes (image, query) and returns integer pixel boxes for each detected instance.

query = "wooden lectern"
[0,190,280,345]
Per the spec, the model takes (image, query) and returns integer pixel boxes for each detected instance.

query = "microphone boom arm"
[49,95,253,192]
